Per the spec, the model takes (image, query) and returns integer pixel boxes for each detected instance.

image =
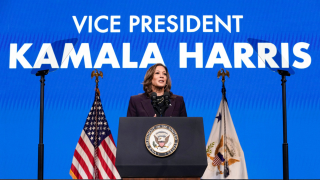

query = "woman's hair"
[142,63,175,98]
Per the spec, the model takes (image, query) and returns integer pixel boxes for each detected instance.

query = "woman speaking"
[127,63,187,117]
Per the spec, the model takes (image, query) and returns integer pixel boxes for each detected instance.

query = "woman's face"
[152,66,167,88]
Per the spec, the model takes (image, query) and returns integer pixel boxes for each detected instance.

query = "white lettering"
[167,15,178,33]
[94,43,120,68]
[61,43,92,68]
[215,15,231,33]
[293,42,311,69]
[155,15,165,32]
[257,43,279,68]
[33,43,59,68]
[203,15,213,32]
[94,15,109,33]
[206,43,231,68]
[180,43,203,68]
[140,43,164,68]
[130,16,140,32]
[111,16,121,33]
[73,16,87,34]
[232,15,243,32]
[142,16,153,33]
[10,43,32,68]
[234,43,255,68]
[187,15,200,32]
[123,43,138,68]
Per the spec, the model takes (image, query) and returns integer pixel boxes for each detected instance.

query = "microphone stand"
[278,70,290,180]
[35,69,49,180]
[30,38,78,180]
[247,38,292,180]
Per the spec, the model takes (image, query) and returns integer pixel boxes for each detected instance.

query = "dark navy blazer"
[127,93,187,117]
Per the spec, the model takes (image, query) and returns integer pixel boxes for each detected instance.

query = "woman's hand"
[154,114,157,117]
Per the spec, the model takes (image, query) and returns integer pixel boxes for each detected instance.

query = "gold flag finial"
[91,69,103,96]
[217,68,230,85]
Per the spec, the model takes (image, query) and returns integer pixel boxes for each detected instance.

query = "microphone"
[164,92,171,106]
[151,92,157,107]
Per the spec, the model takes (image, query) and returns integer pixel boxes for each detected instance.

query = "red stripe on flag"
[78,137,94,166]
[98,168,103,179]
[71,164,82,179]
[97,148,116,179]
[74,150,93,179]
[101,139,116,165]
[109,134,116,145]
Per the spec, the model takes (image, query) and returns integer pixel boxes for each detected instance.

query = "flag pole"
[217,68,230,177]
[91,69,103,179]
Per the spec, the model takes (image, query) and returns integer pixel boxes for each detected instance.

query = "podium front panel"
[115,117,207,178]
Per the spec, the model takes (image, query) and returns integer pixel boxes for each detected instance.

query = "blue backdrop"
[1,0,320,179]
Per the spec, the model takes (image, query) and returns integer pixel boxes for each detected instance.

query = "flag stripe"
[109,134,116,146]
[74,150,93,179]
[98,167,104,179]
[78,136,94,165]
[70,164,82,179]
[100,143,121,179]
[105,135,117,157]
[72,156,88,179]
[98,147,116,179]
[75,141,94,174]
[101,138,116,164]
[96,156,110,179]
[81,130,94,154]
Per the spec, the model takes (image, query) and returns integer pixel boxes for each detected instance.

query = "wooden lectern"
[115,117,207,180]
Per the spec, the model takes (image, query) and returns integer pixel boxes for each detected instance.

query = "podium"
[115,117,207,180]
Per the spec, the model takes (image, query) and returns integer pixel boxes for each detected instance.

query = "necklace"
[157,97,164,104]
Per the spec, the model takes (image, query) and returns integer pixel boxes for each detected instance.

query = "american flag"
[212,152,225,166]
[70,93,121,179]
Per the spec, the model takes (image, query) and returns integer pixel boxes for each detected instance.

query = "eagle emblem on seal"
[154,131,170,148]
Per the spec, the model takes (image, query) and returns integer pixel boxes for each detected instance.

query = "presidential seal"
[145,124,179,157]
